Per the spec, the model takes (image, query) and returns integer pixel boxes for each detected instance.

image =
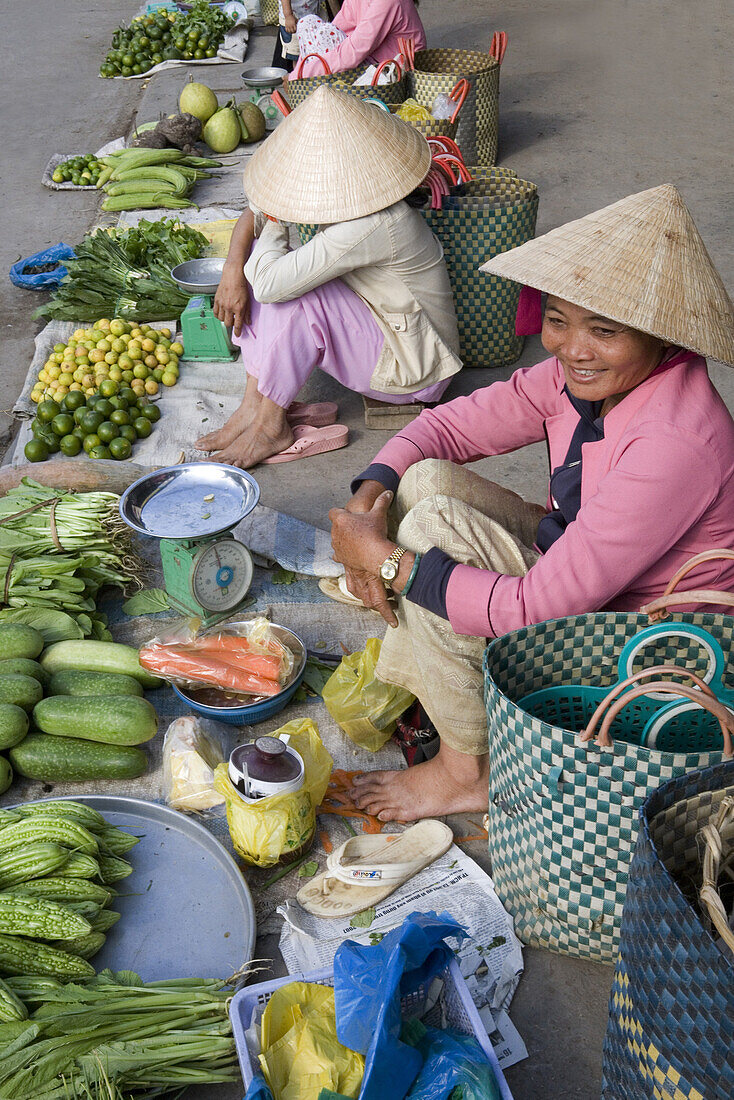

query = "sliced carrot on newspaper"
[317,770,385,833]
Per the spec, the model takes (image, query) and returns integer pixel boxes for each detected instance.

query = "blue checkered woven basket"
[601,760,734,1099]
[483,611,733,963]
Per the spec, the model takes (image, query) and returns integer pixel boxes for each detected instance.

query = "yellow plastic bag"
[322,638,415,752]
[213,718,333,868]
[259,982,364,1100]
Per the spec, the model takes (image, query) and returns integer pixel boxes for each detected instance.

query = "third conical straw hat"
[482,184,734,366]
[243,85,431,224]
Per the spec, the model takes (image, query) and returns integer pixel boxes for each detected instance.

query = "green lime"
[63,391,86,411]
[95,399,114,419]
[85,393,101,407]
[108,396,129,411]
[97,421,119,443]
[133,416,153,439]
[119,424,137,443]
[24,439,49,463]
[73,405,88,425]
[119,387,137,403]
[80,410,104,434]
[89,445,111,460]
[140,403,161,422]
[98,378,119,398]
[59,434,82,457]
[37,399,61,423]
[72,426,86,439]
[82,434,101,454]
[110,409,130,426]
[51,413,75,438]
[109,437,132,461]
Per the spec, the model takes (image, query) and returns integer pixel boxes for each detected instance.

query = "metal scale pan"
[119,463,260,541]
[170,257,228,296]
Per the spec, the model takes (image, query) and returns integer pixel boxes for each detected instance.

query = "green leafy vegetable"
[0,609,84,644]
[301,656,335,697]
[350,907,377,929]
[297,860,319,878]
[35,219,209,323]
[271,567,297,585]
[122,588,170,617]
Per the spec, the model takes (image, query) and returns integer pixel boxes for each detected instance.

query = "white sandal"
[297,820,454,918]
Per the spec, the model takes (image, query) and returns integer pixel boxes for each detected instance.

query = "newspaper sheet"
[277,843,528,1069]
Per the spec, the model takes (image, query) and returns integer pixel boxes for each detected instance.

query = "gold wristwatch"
[379,546,407,589]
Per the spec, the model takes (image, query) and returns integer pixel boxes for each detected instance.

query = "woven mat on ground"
[0,561,397,929]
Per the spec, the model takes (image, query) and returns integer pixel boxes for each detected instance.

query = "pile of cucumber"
[0,800,137,1003]
[0,625,162,793]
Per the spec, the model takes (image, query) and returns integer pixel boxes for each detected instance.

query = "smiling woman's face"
[541,296,668,410]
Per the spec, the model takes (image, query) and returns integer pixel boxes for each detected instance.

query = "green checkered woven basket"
[282,60,377,110]
[260,0,279,26]
[484,611,733,963]
[422,169,538,368]
[601,761,734,1099]
[408,49,501,165]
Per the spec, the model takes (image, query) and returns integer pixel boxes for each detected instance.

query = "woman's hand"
[329,491,399,625]
[284,13,297,33]
[213,265,251,337]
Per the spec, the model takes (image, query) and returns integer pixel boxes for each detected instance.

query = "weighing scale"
[119,463,260,629]
[170,258,236,362]
[241,66,288,131]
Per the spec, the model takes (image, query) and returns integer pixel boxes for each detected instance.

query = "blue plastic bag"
[10,244,75,289]
[333,912,468,1100]
[405,1024,502,1100]
[244,1072,274,1100]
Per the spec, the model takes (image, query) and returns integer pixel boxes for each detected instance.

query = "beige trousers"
[376,459,544,754]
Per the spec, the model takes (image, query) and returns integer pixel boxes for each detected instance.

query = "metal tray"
[171,257,227,295]
[11,795,255,981]
[120,463,260,540]
[241,66,287,88]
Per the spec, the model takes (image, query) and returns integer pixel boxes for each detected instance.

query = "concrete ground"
[2,2,733,1097]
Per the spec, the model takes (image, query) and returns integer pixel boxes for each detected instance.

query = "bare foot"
[351,744,489,822]
[196,375,262,451]
[207,420,295,468]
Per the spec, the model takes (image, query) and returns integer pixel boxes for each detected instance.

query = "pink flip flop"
[261,424,349,464]
[286,401,338,427]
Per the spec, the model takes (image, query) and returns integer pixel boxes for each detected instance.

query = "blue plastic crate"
[230,958,514,1099]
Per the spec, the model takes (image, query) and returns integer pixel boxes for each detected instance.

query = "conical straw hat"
[243,85,431,224]
[481,184,734,366]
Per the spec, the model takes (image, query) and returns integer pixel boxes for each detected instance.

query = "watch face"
[380,560,399,583]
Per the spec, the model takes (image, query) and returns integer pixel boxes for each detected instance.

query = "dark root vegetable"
[133,113,203,153]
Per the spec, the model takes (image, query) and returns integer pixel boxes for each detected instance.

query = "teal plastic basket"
[520,622,733,753]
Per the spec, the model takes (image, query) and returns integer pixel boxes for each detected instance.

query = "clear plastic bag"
[322,639,415,752]
[214,718,333,867]
[139,616,295,700]
[162,716,227,813]
[431,94,454,120]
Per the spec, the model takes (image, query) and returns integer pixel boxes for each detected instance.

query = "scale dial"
[190,538,253,612]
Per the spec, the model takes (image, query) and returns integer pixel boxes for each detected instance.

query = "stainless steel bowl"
[170,258,227,296]
[241,66,288,88]
[119,463,260,540]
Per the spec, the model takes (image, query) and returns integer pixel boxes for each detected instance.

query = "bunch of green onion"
[0,480,144,634]
[0,970,241,1098]
[35,219,209,324]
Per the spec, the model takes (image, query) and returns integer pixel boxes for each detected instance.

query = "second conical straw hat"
[243,85,431,224]
[481,184,734,366]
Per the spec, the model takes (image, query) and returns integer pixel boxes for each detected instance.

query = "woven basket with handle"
[601,759,734,1098]
[484,551,734,963]
[284,55,404,110]
[422,167,539,368]
[408,37,506,165]
[260,0,279,27]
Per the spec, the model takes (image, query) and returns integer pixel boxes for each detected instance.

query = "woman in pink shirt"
[294,0,425,77]
[329,184,734,822]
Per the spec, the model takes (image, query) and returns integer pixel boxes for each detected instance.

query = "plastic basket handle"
[271,89,292,117]
[490,31,508,64]
[427,135,463,159]
[398,36,416,71]
[294,52,331,78]
[580,664,716,747]
[372,58,402,85]
[698,795,734,953]
[434,152,472,182]
[640,549,734,621]
[583,678,734,757]
[449,79,470,123]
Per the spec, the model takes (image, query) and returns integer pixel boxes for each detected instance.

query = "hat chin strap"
[515,285,543,334]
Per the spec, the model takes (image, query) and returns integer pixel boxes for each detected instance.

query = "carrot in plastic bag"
[139,643,282,696]
[184,638,283,681]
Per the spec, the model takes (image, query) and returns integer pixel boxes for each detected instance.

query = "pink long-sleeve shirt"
[371,351,734,637]
[296,0,426,76]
